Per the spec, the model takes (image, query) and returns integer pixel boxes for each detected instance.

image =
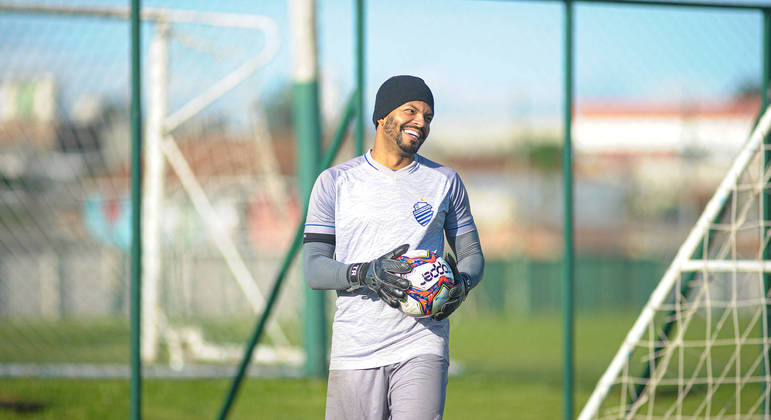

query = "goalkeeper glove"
[431,253,471,321]
[347,244,412,308]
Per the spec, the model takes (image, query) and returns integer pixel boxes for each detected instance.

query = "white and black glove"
[431,254,471,321]
[347,244,412,308]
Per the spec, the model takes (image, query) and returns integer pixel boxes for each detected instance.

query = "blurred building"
[0,75,57,150]
[575,96,758,158]
[434,95,763,259]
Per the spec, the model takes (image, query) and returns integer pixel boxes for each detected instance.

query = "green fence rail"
[477,256,667,316]
[217,93,357,420]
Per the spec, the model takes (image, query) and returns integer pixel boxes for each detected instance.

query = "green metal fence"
[1,0,770,418]
[476,256,667,316]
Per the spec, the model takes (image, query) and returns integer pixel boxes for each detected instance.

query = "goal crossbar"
[680,260,771,272]
[0,2,278,30]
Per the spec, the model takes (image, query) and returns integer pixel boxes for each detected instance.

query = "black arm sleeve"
[303,241,351,290]
[447,230,484,290]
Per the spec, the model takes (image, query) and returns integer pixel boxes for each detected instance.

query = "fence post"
[562,1,575,418]
[289,0,327,378]
[761,7,770,416]
[354,0,365,156]
[129,0,143,417]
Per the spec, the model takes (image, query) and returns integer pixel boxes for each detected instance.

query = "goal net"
[579,105,771,419]
[0,4,304,377]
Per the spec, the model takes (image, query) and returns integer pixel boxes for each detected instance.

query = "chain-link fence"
[0,1,309,377]
[0,0,767,385]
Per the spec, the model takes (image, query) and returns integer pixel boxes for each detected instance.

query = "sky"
[0,0,769,141]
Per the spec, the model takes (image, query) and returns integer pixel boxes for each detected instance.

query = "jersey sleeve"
[444,172,477,240]
[303,169,336,245]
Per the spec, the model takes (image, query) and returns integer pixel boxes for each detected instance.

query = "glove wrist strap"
[459,273,472,299]
[347,262,368,288]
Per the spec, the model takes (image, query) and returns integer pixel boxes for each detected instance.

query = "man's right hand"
[347,244,412,308]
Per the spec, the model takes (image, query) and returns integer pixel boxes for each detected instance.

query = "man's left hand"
[432,254,470,321]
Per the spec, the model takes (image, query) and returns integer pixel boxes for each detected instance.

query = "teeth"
[404,129,420,139]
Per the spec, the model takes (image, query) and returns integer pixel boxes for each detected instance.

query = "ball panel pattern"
[396,250,454,317]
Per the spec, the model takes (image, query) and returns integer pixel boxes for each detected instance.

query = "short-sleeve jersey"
[304,150,477,370]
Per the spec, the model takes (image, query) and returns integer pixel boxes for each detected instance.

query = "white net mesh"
[580,107,771,419]
[0,4,304,377]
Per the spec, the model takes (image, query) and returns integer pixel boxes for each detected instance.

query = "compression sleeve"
[303,241,350,290]
[444,172,476,237]
[448,230,484,290]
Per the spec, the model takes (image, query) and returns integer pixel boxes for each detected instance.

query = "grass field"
[0,312,636,419]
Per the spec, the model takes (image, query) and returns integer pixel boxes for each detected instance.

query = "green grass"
[0,319,130,364]
[0,312,636,419]
[0,377,327,420]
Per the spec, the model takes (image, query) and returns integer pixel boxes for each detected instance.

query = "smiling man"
[303,75,485,419]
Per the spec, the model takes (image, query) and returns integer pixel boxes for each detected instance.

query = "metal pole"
[217,223,305,420]
[129,0,143,417]
[568,0,762,10]
[562,1,575,419]
[289,0,327,378]
[217,95,356,420]
[355,0,365,155]
[480,0,764,11]
[762,7,771,416]
[762,11,769,113]
[140,21,168,363]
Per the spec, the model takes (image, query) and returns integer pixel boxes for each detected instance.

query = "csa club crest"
[412,200,434,226]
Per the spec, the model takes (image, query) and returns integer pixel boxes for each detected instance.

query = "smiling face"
[379,100,434,156]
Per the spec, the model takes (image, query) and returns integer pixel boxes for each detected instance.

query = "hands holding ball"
[348,244,468,319]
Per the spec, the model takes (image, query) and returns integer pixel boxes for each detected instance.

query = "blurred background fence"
[0,1,308,376]
[0,0,766,388]
[479,257,666,316]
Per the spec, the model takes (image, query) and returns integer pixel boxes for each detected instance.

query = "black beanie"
[372,75,434,128]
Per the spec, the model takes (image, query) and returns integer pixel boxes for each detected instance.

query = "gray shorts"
[325,354,449,420]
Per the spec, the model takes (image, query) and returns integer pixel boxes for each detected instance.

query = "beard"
[384,115,424,155]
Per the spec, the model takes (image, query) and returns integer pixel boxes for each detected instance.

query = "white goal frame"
[578,105,771,419]
[0,2,302,373]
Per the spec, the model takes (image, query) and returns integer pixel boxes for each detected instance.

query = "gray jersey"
[304,150,476,370]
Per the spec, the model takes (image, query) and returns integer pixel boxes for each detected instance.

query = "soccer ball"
[395,249,455,318]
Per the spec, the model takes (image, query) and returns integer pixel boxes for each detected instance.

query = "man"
[303,75,484,419]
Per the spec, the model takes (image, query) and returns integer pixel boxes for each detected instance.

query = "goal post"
[578,105,771,419]
[0,3,304,378]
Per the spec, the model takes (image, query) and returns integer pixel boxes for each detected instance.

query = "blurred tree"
[258,82,293,138]
[733,78,760,100]
[520,139,561,175]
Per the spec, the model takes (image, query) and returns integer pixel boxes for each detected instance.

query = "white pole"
[141,22,169,363]
[39,250,60,319]
[160,134,290,346]
[251,101,289,215]
[289,0,317,85]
